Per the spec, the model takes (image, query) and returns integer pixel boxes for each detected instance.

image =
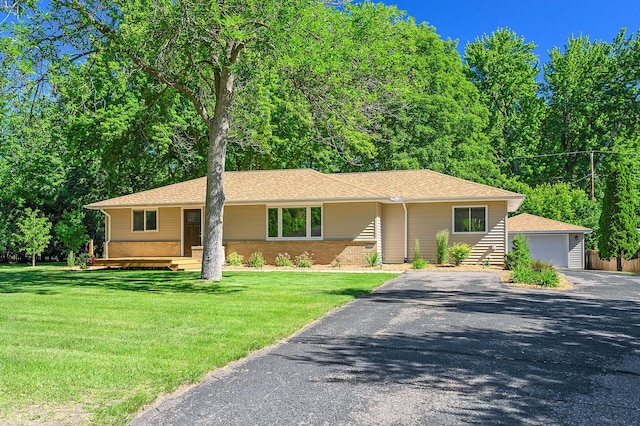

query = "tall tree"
[20,0,355,280]
[541,31,640,188]
[464,28,543,179]
[598,160,640,271]
[14,208,52,267]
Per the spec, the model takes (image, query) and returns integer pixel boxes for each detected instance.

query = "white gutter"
[100,209,111,259]
[390,197,408,262]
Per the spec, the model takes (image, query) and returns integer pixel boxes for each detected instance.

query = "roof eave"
[508,229,593,234]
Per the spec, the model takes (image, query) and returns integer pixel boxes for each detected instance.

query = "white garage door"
[509,234,568,268]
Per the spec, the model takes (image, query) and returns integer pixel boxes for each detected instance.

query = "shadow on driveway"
[134,271,640,425]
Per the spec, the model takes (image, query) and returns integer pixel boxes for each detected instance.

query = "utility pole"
[590,151,595,201]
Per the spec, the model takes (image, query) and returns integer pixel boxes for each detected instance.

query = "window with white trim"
[453,206,487,233]
[132,209,158,232]
[267,206,322,239]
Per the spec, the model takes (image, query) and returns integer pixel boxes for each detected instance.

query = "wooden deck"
[94,257,202,271]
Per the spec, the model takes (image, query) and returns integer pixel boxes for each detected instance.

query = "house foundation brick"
[223,240,377,265]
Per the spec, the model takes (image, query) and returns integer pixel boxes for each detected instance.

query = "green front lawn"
[0,265,397,424]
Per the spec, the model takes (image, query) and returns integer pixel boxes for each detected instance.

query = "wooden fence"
[587,250,640,273]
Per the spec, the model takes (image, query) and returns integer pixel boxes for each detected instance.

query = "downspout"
[100,209,111,259]
[402,201,408,263]
[390,197,408,263]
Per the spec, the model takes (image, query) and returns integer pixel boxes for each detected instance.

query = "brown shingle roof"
[85,168,525,210]
[509,213,592,233]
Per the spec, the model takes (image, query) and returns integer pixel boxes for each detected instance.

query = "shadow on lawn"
[0,267,244,295]
[283,278,640,425]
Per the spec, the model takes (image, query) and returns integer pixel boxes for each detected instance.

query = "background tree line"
[0,0,638,264]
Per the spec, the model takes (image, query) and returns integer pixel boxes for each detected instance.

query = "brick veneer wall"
[223,240,377,265]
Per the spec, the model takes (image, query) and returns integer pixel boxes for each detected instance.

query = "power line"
[506,150,640,161]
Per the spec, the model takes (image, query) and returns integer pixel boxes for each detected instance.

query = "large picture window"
[453,206,486,233]
[132,209,158,232]
[267,206,322,239]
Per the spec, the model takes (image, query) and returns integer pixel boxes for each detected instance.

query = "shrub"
[275,252,294,267]
[412,258,428,270]
[67,251,75,268]
[226,251,243,266]
[364,251,380,267]
[331,256,342,269]
[435,229,449,264]
[448,242,472,266]
[412,238,428,269]
[512,263,560,287]
[295,251,314,268]
[247,252,266,268]
[505,234,531,270]
[77,253,90,270]
[531,259,554,273]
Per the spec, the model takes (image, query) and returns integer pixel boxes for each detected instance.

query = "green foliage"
[66,251,75,268]
[225,252,243,266]
[295,252,314,268]
[412,238,428,269]
[465,28,542,178]
[412,258,428,270]
[413,238,422,260]
[14,208,52,267]
[512,264,560,287]
[505,235,532,270]
[274,253,294,267]
[435,229,449,264]
[247,252,266,268]
[364,251,380,267]
[77,253,91,270]
[55,210,89,256]
[448,242,472,266]
[598,161,640,270]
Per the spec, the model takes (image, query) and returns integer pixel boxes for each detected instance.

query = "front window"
[268,206,322,239]
[453,206,486,233]
[133,209,158,232]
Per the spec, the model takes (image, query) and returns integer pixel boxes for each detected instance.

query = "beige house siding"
[568,233,585,269]
[408,201,508,265]
[382,204,406,263]
[223,205,266,241]
[324,202,377,241]
[106,207,181,242]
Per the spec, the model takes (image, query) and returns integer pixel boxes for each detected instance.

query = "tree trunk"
[32,253,36,267]
[201,67,235,281]
[617,251,623,272]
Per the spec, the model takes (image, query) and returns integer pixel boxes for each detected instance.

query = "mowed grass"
[0,265,397,425]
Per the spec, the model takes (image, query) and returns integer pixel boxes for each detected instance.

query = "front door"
[184,209,202,257]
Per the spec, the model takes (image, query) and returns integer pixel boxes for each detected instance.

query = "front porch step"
[169,259,202,271]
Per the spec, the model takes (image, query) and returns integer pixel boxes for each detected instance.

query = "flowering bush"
[275,253,294,267]
[226,252,243,266]
[295,251,314,268]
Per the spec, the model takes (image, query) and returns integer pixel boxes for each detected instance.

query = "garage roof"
[509,213,592,234]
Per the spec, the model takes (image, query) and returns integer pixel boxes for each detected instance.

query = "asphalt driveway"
[133,270,640,425]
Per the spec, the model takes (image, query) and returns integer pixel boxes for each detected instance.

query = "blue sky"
[378,0,640,63]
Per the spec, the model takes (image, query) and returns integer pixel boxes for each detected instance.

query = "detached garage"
[508,213,592,269]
